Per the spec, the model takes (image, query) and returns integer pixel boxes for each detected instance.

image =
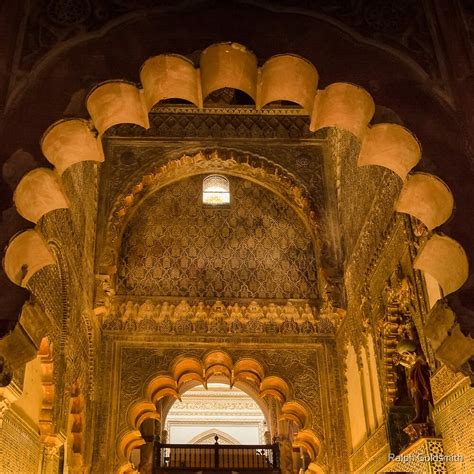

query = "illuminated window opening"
[203,175,230,205]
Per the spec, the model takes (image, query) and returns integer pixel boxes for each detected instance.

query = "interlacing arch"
[117,350,320,474]
[4,41,467,308]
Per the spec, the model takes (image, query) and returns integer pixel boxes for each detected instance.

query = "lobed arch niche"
[160,376,271,443]
[97,148,323,284]
[119,350,322,474]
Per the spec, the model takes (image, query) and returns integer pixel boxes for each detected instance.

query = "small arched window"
[202,175,230,205]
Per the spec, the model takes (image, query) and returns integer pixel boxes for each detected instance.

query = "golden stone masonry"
[0,1,473,473]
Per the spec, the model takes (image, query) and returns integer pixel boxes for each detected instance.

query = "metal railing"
[151,435,280,472]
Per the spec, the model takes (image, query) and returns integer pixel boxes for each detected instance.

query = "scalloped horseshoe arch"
[4,41,468,306]
[117,350,320,473]
[1,41,471,471]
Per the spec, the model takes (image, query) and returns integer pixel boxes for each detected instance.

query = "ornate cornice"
[102,298,337,337]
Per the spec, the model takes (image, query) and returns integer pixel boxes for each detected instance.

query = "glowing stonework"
[0,37,472,474]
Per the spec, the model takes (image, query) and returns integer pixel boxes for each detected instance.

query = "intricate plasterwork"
[430,366,468,406]
[116,174,319,300]
[381,437,447,473]
[106,109,314,139]
[103,299,336,336]
[350,425,389,472]
[100,149,321,272]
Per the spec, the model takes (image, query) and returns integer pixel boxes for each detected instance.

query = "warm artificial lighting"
[202,175,230,205]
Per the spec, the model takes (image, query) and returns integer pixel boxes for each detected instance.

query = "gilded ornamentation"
[350,425,388,472]
[116,174,319,300]
[101,148,321,272]
[430,365,467,405]
[102,299,332,336]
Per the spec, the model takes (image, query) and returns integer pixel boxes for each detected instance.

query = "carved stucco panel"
[117,175,319,300]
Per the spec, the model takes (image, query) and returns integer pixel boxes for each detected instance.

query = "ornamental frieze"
[102,299,337,336]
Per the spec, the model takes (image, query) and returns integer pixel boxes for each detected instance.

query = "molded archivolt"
[293,429,323,463]
[41,118,104,174]
[118,350,319,472]
[200,43,258,102]
[86,80,149,134]
[140,54,201,108]
[259,54,318,113]
[359,123,421,179]
[128,401,160,430]
[233,358,265,387]
[395,173,454,230]
[171,357,205,390]
[310,82,374,138]
[280,400,310,428]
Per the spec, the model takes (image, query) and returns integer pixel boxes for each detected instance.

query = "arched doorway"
[165,383,267,445]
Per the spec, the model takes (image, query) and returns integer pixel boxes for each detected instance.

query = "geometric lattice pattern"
[434,384,474,473]
[118,175,318,299]
[382,438,447,473]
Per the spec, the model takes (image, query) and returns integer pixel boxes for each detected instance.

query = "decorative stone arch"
[0,44,470,459]
[159,359,272,429]
[4,41,467,315]
[100,148,324,297]
[189,429,241,446]
[117,349,321,473]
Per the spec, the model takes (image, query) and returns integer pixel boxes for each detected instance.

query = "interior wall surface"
[0,3,473,474]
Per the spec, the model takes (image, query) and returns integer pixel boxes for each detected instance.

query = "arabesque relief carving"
[115,174,319,300]
[380,272,414,406]
[102,299,336,336]
[100,150,320,272]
